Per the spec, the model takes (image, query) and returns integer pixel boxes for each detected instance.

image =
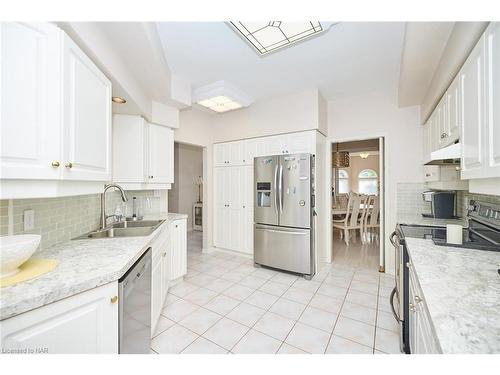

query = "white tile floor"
[150,230,400,354]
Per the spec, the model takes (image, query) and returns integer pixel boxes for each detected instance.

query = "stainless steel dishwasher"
[118,248,152,354]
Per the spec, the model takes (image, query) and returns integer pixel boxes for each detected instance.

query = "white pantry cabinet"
[213,166,253,255]
[0,282,118,354]
[169,218,187,280]
[0,22,112,199]
[113,114,174,189]
[460,23,500,180]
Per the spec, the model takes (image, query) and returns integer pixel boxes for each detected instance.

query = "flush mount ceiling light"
[230,21,325,55]
[192,81,253,114]
[111,96,126,104]
[359,152,370,159]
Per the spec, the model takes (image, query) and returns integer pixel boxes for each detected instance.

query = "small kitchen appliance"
[422,190,457,219]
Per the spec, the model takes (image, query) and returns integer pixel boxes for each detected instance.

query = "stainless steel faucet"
[100,184,128,230]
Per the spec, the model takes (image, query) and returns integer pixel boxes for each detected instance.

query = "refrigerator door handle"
[279,163,284,213]
[256,227,309,236]
[274,163,279,217]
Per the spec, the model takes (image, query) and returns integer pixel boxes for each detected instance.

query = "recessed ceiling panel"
[230,21,324,55]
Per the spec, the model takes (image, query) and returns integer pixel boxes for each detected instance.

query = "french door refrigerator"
[254,153,315,278]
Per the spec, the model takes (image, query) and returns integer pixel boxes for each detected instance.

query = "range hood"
[426,143,461,165]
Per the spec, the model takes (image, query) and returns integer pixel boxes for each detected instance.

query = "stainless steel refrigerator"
[254,153,315,278]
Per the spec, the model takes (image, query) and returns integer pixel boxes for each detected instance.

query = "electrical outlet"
[24,209,35,231]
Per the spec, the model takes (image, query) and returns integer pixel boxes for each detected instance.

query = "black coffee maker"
[422,191,457,219]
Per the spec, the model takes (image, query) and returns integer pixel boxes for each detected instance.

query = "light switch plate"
[24,209,35,231]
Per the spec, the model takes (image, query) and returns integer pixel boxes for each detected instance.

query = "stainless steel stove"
[401,200,500,251]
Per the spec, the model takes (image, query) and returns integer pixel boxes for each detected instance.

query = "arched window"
[338,169,349,194]
[358,169,378,195]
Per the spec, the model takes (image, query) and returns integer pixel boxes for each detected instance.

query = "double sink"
[74,220,165,240]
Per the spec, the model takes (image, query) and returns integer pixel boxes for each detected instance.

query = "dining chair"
[364,195,380,242]
[332,193,363,245]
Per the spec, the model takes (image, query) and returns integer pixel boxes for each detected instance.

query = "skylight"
[230,21,323,55]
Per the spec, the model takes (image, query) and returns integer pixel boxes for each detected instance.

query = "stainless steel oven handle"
[389,287,401,322]
[389,230,398,247]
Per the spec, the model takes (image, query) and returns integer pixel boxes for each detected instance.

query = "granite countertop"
[405,237,500,353]
[0,212,188,320]
[397,214,468,228]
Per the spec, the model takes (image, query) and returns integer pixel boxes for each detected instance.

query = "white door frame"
[325,134,387,272]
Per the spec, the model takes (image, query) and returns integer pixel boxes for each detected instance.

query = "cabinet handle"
[110,296,118,304]
[175,225,178,228]
[415,296,422,303]
[51,161,60,168]
[65,162,73,168]
[406,262,412,268]
[425,173,431,177]
[409,303,416,312]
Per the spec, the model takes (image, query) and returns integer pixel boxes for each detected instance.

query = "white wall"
[177,108,214,251]
[327,90,422,274]
[212,89,322,142]
[169,143,203,230]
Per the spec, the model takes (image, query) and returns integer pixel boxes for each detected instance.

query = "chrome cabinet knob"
[406,262,412,268]
[65,162,73,168]
[415,296,422,303]
[409,303,416,312]
[51,161,60,168]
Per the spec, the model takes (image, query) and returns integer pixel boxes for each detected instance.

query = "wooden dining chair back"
[333,193,364,245]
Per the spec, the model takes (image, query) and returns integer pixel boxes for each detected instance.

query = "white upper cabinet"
[0,22,62,180]
[484,22,500,177]
[0,23,113,198]
[147,123,174,184]
[113,114,174,189]
[446,75,461,144]
[460,37,485,178]
[62,34,112,181]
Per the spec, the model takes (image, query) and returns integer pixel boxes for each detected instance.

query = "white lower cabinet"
[0,282,118,354]
[150,223,171,336]
[169,218,187,281]
[408,262,441,354]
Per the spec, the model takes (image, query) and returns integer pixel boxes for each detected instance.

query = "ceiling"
[156,22,406,102]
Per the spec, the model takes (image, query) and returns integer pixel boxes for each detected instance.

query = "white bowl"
[0,235,41,278]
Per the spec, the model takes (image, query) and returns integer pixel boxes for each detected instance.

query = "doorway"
[330,138,385,272]
[168,142,204,254]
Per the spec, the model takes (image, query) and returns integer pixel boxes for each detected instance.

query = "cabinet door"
[214,167,230,208]
[229,142,243,166]
[241,166,254,210]
[242,139,258,165]
[0,22,62,180]
[147,123,174,184]
[240,208,254,255]
[437,97,448,148]
[229,167,242,209]
[214,143,230,166]
[287,132,315,154]
[259,135,285,156]
[112,115,145,183]
[229,208,242,251]
[484,22,500,177]
[62,34,112,181]
[0,282,118,354]
[447,76,461,144]
[422,121,431,163]
[170,219,187,280]
[460,38,486,179]
[214,206,229,248]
